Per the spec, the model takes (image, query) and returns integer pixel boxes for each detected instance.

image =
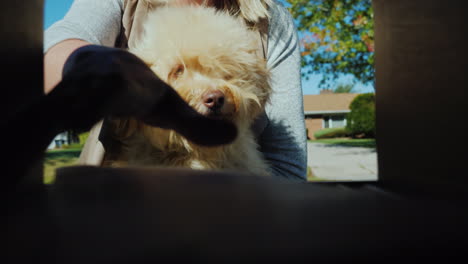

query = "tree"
[66,130,80,145]
[287,0,374,88]
[333,83,355,93]
[346,93,375,138]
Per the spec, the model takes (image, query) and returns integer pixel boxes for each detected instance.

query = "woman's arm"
[44,39,90,93]
[43,0,124,93]
[259,1,308,181]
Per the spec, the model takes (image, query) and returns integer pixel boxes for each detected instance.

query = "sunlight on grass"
[44,149,81,184]
[309,138,376,148]
[43,148,334,183]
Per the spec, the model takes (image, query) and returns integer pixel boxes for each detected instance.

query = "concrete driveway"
[307,142,378,181]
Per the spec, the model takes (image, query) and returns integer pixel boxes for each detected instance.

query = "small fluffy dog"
[106,5,272,176]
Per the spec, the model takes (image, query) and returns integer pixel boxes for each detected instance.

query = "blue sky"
[44,0,74,29]
[44,0,374,94]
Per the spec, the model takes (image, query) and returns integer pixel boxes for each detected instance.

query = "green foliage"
[333,83,355,93]
[61,143,83,150]
[78,132,90,146]
[314,127,350,139]
[346,93,375,138]
[44,149,81,184]
[287,0,374,87]
[311,138,376,148]
[59,132,89,149]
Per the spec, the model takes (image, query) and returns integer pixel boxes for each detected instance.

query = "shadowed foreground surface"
[8,166,468,263]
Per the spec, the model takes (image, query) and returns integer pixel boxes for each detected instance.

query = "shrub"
[314,127,350,139]
[346,93,376,138]
[78,132,90,146]
[61,131,89,150]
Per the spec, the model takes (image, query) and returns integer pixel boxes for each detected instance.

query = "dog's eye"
[175,65,184,76]
[170,64,185,80]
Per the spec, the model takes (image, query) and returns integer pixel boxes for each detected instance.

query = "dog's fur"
[107,5,272,175]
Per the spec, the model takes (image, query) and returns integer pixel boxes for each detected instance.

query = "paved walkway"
[307,142,378,181]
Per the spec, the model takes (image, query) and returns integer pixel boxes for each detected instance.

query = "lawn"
[309,138,376,148]
[43,148,333,183]
[44,148,81,184]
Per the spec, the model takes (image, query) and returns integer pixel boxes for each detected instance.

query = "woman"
[44,0,307,181]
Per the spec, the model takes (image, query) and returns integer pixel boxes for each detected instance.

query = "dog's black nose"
[202,90,225,110]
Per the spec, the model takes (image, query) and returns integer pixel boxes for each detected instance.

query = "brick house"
[303,92,359,140]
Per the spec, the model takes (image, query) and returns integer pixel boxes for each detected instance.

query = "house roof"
[303,93,360,114]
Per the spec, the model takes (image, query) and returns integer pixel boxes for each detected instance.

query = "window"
[323,115,347,129]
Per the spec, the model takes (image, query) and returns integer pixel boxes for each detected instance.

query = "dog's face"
[132,6,271,128]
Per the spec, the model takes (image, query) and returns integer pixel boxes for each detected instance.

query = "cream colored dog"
[106,5,272,176]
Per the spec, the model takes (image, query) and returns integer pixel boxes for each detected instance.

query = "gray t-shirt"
[44,0,307,181]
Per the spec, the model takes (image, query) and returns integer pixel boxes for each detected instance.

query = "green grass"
[43,147,336,184]
[309,138,376,148]
[44,148,82,184]
[314,127,349,139]
[307,166,328,182]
